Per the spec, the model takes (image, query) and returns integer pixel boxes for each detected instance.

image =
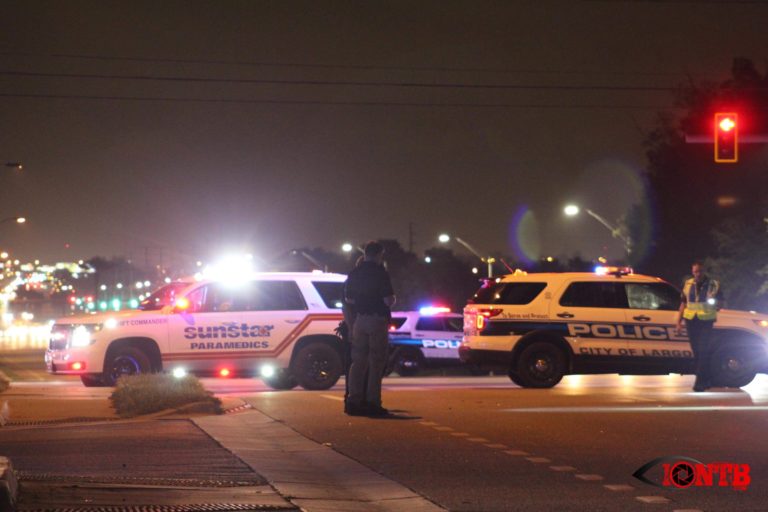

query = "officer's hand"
[674,323,683,336]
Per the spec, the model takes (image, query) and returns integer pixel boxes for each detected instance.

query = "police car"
[386,307,464,376]
[45,272,346,390]
[460,267,768,388]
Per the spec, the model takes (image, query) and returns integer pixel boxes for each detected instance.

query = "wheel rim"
[527,352,556,380]
[303,353,333,384]
[109,355,141,381]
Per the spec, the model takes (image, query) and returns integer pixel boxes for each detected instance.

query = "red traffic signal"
[714,112,738,163]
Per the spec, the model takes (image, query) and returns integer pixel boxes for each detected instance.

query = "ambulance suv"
[461,268,768,388]
[46,272,346,390]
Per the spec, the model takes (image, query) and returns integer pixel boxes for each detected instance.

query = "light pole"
[438,233,495,277]
[564,205,632,256]
[0,216,25,225]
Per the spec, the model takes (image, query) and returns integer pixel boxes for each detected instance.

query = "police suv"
[386,308,464,376]
[45,272,346,390]
[460,268,768,388]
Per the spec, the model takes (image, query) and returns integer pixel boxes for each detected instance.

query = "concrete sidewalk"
[0,385,443,512]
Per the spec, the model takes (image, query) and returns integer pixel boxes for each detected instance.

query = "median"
[109,373,222,418]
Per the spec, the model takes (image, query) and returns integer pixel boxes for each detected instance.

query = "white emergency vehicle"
[461,268,768,388]
[45,272,346,390]
[386,307,464,376]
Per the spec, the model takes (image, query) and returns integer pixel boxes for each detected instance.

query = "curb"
[0,456,17,512]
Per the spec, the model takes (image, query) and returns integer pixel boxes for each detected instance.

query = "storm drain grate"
[20,504,296,512]
[4,417,117,427]
[16,472,262,488]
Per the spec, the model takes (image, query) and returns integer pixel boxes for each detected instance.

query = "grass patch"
[110,373,222,418]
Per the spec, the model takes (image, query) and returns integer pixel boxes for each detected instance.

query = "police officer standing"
[344,241,395,416]
[675,261,721,392]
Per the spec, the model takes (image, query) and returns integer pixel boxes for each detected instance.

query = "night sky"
[2,0,767,269]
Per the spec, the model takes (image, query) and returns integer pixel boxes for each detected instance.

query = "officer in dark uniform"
[344,241,396,416]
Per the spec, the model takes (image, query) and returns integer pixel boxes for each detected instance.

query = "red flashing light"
[175,297,190,310]
[219,368,231,377]
[68,296,77,303]
[715,112,738,163]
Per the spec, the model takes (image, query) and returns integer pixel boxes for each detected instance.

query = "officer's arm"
[675,296,686,333]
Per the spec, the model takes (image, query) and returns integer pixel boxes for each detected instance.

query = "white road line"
[575,474,604,481]
[501,406,768,413]
[450,432,470,437]
[504,450,529,456]
[433,426,454,431]
[320,394,344,401]
[636,496,671,504]
[604,484,635,491]
[550,466,577,472]
[526,457,551,463]
[419,421,438,426]
[467,437,489,443]
[484,443,507,449]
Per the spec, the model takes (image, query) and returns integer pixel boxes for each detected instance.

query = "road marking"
[636,496,671,504]
[501,406,768,413]
[419,421,438,426]
[550,466,577,472]
[526,457,551,463]
[575,474,604,481]
[484,443,507,449]
[320,394,344,401]
[433,426,454,431]
[504,450,529,456]
[466,437,489,443]
[450,432,470,437]
[604,484,635,491]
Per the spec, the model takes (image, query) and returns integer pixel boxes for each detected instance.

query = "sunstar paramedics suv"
[461,268,768,388]
[45,272,346,390]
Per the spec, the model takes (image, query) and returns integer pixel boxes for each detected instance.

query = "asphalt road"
[2,349,767,511]
[240,374,768,512]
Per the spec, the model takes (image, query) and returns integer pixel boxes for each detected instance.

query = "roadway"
[2,350,767,511]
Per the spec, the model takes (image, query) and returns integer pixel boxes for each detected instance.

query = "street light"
[4,163,22,171]
[438,233,495,277]
[0,216,25,225]
[564,204,631,255]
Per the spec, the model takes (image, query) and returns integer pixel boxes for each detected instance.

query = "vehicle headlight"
[753,319,768,329]
[70,324,101,347]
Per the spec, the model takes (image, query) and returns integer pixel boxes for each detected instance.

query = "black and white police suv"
[386,307,464,376]
[46,272,346,390]
[460,267,768,388]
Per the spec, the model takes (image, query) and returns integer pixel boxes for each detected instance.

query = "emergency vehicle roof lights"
[419,306,451,316]
[594,266,633,277]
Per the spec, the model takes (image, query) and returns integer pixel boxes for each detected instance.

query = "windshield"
[139,282,190,311]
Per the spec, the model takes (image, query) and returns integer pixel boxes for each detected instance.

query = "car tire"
[262,369,299,390]
[508,371,525,386]
[293,343,343,390]
[102,346,152,386]
[392,348,424,377]
[709,345,758,388]
[514,341,566,388]
[80,373,107,387]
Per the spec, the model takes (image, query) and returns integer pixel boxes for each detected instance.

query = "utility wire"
[0,51,696,78]
[0,92,680,109]
[0,70,678,92]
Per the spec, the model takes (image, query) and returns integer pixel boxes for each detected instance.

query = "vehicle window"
[625,282,680,311]
[139,282,189,311]
[312,281,344,309]
[559,282,628,308]
[389,317,408,330]
[184,286,208,313]
[470,282,547,305]
[239,281,307,311]
[416,317,445,331]
[444,317,463,332]
[202,283,241,312]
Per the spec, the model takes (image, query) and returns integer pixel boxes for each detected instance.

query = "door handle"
[557,312,574,319]
[633,315,651,321]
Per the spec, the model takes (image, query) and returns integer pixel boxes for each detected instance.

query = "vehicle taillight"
[219,368,231,377]
[476,308,503,331]
[68,361,86,371]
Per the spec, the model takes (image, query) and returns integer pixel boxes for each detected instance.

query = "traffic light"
[714,112,738,163]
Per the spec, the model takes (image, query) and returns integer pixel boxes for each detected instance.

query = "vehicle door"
[621,280,691,361]
[550,280,629,358]
[165,282,244,371]
[414,315,464,360]
[238,280,308,361]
